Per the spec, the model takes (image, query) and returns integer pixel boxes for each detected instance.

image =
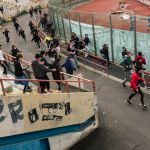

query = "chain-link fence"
[48,1,150,70]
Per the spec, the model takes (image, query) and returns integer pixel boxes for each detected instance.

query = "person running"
[100,44,110,68]
[0,44,9,75]
[31,33,41,49]
[83,34,91,50]
[126,67,147,109]
[11,16,18,26]
[120,52,133,87]
[38,9,42,16]
[28,21,34,31]
[62,54,77,75]
[29,8,33,18]
[14,22,20,33]
[19,28,26,41]
[14,54,31,94]
[45,33,53,48]
[134,52,146,69]
[3,28,10,43]
[10,45,22,58]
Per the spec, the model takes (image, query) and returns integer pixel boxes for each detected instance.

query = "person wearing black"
[100,44,110,68]
[11,16,18,25]
[46,48,57,59]
[31,54,56,93]
[14,54,31,94]
[34,8,38,15]
[0,6,4,14]
[39,9,42,16]
[10,45,21,58]
[78,38,85,50]
[122,47,128,58]
[29,8,33,18]
[19,28,26,41]
[52,58,62,91]
[3,28,10,43]
[28,21,34,31]
[84,34,91,46]
[14,22,20,33]
[31,33,41,49]
[31,27,38,36]
[40,51,51,67]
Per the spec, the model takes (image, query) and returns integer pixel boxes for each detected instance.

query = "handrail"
[0,77,95,96]
[60,72,91,82]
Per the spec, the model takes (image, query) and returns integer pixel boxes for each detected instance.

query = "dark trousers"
[128,87,144,105]
[1,61,9,75]
[5,36,10,43]
[36,41,40,48]
[36,75,50,93]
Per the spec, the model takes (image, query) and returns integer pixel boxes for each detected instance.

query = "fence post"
[133,16,137,56]
[78,12,82,38]
[91,14,97,56]
[0,79,5,96]
[68,11,72,34]
[56,10,61,37]
[109,14,114,63]
[61,11,67,42]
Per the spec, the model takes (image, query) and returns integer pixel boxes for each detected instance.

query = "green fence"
[48,1,150,70]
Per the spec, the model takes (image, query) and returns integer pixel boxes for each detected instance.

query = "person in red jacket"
[134,52,146,67]
[126,67,146,108]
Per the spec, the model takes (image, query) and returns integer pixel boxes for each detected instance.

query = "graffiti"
[8,99,23,124]
[28,108,39,123]
[27,102,71,123]
[42,115,63,121]
[65,102,71,115]
[0,99,23,124]
[41,103,64,110]
[0,99,6,122]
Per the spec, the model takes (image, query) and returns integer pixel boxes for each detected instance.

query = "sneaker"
[123,82,126,88]
[139,103,147,109]
[126,99,132,104]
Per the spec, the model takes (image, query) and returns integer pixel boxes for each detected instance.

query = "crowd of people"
[0,7,149,109]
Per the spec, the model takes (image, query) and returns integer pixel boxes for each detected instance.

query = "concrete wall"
[0,92,95,137]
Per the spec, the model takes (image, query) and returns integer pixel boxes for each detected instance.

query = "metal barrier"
[0,74,95,96]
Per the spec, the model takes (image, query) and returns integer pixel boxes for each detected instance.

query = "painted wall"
[0,92,95,137]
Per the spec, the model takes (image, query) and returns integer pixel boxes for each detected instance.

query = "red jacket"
[130,72,143,90]
[134,55,146,66]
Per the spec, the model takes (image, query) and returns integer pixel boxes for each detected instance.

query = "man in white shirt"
[0,44,9,75]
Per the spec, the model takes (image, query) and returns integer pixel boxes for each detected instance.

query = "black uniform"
[3,29,10,43]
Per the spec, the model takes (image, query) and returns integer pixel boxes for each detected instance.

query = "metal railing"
[1,52,96,95]
[0,75,95,96]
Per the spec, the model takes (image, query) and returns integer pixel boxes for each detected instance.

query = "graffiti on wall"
[28,102,71,123]
[0,98,71,125]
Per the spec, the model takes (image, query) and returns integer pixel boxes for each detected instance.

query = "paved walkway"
[1,14,150,150]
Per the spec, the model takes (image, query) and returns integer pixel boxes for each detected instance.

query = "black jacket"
[14,60,28,77]
[32,60,52,78]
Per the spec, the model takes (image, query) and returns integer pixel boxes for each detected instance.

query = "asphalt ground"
[1,14,150,150]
